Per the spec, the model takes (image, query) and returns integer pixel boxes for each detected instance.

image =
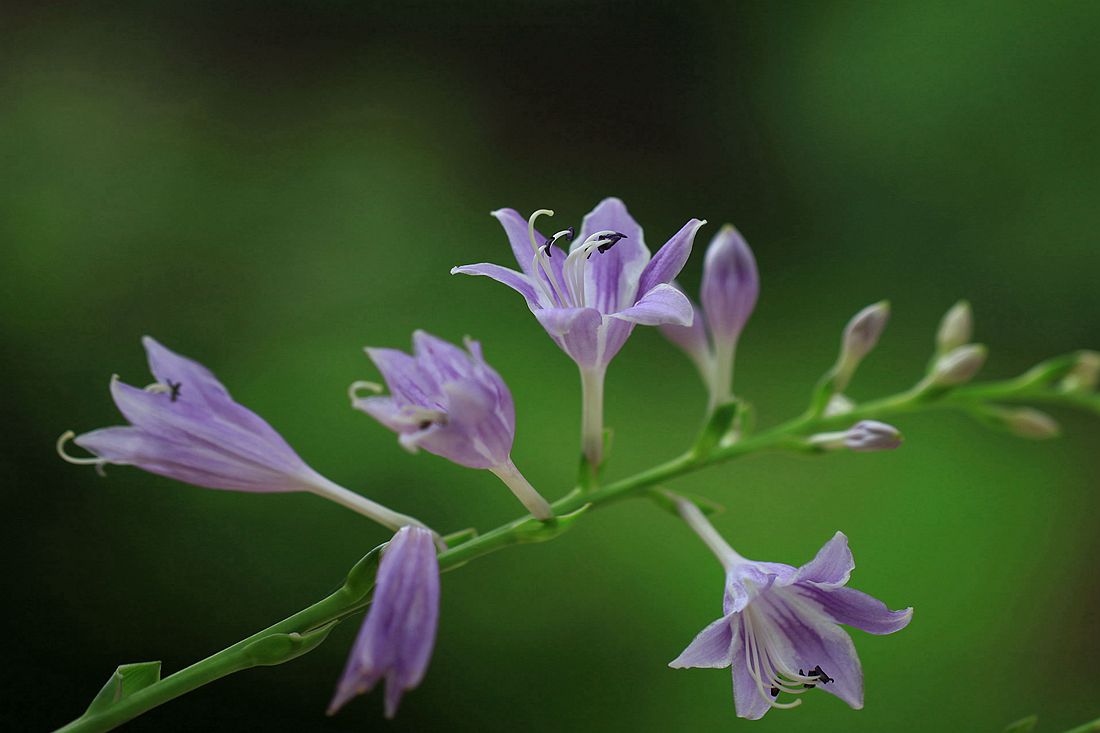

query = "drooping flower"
[669,499,912,720]
[452,198,705,467]
[352,330,553,519]
[329,525,440,719]
[660,224,759,410]
[57,336,428,533]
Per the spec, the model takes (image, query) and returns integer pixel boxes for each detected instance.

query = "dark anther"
[167,380,182,402]
[596,232,627,254]
[770,687,779,697]
[565,226,575,241]
[418,420,433,430]
[541,237,555,257]
[801,665,832,686]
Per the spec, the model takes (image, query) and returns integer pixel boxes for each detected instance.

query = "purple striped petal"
[610,283,693,327]
[669,613,737,669]
[637,218,707,295]
[659,294,713,377]
[792,531,854,588]
[730,619,771,720]
[108,378,310,478]
[450,262,549,310]
[794,586,913,635]
[329,526,440,719]
[533,307,604,369]
[74,426,305,492]
[576,197,651,313]
[364,348,444,409]
[762,593,865,709]
[490,207,545,278]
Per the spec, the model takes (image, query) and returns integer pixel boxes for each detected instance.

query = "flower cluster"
[58,196,1095,726]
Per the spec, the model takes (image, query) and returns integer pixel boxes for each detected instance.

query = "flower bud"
[935,300,972,356]
[699,225,759,346]
[835,301,890,391]
[809,420,903,452]
[929,344,987,387]
[1061,350,1100,393]
[1000,407,1060,439]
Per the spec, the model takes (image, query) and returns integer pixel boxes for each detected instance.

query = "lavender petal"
[637,218,707,295]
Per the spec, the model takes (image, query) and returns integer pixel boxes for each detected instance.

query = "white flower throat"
[526,209,626,309]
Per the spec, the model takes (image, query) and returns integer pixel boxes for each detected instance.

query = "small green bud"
[935,300,973,356]
[1061,350,1100,393]
[930,344,987,387]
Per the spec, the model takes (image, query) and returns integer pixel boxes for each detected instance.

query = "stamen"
[56,431,108,476]
[144,382,170,394]
[348,381,384,403]
[527,209,555,255]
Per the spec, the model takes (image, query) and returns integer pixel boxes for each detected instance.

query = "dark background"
[4,1,1099,731]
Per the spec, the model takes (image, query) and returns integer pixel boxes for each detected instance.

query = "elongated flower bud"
[700,225,759,348]
[929,344,987,387]
[698,225,759,406]
[999,407,1060,439]
[329,526,441,719]
[935,301,973,356]
[1061,350,1100,393]
[835,302,890,391]
[809,420,903,452]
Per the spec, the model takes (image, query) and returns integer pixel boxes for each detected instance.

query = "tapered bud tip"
[845,420,903,452]
[931,344,987,386]
[841,301,890,363]
[1003,407,1060,439]
[936,300,973,354]
[1061,350,1100,393]
[700,223,759,343]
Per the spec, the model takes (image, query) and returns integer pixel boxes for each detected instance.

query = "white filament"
[741,600,822,709]
[56,431,107,476]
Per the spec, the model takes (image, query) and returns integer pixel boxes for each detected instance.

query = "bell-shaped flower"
[352,330,553,519]
[669,500,912,720]
[452,197,705,467]
[660,224,758,410]
[57,337,428,533]
[328,525,440,719]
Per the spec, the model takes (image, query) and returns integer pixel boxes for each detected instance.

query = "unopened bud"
[935,301,972,356]
[1061,350,1100,393]
[835,301,890,391]
[824,393,856,417]
[1003,407,1060,439]
[930,344,987,387]
[809,420,903,452]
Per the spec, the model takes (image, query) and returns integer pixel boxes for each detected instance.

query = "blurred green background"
[4,1,1099,730]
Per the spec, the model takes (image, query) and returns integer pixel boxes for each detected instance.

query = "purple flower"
[670,501,912,720]
[353,331,553,519]
[452,198,705,466]
[329,525,440,719]
[660,225,759,409]
[58,337,427,532]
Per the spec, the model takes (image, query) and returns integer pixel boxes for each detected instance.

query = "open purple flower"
[58,336,428,533]
[452,198,705,467]
[352,330,553,519]
[329,525,440,719]
[670,500,912,720]
[660,224,759,410]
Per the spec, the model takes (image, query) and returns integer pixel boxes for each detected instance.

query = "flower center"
[742,603,832,710]
[526,209,627,309]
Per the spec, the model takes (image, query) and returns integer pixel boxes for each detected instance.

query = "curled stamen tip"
[348,380,384,403]
[56,430,107,474]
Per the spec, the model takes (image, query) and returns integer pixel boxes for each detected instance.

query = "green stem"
[56,372,1098,733]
